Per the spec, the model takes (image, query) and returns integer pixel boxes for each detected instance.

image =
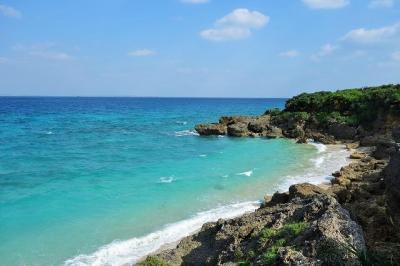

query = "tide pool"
[0,97,349,265]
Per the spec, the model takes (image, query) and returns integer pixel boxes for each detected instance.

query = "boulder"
[151,194,366,265]
[227,122,249,137]
[360,135,380,146]
[350,152,367,160]
[288,183,328,199]
[195,123,227,136]
[372,139,398,159]
[308,132,336,144]
[346,142,360,150]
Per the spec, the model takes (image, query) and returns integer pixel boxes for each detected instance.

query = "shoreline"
[141,138,394,265]
[64,140,350,266]
[137,141,355,263]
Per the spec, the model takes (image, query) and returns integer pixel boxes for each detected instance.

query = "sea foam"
[64,201,259,266]
[237,170,253,177]
[174,130,199,137]
[158,176,175,183]
[277,142,350,192]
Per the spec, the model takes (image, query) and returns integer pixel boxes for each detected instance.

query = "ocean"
[0,97,350,266]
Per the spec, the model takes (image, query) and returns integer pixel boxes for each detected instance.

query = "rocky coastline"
[140,85,400,265]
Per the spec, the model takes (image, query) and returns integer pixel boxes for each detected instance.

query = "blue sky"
[0,0,399,97]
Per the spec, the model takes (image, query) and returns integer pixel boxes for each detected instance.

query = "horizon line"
[0,95,290,99]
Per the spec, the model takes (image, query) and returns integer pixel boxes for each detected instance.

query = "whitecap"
[158,176,175,183]
[309,141,327,153]
[275,144,351,192]
[45,131,54,135]
[310,157,325,168]
[199,154,207,157]
[174,130,199,137]
[175,121,188,125]
[237,170,253,177]
[63,201,260,266]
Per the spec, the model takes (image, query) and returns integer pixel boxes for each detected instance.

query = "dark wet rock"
[328,123,357,140]
[195,123,227,136]
[372,138,398,159]
[286,125,305,139]
[360,135,381,146]
[307,131,336,144]
[384,150,400,230]
[248,121,266,133]
[393,127,400,143]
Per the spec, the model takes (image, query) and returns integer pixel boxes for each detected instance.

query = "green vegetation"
[138,256,169,266]
[280,84,400,127]
[257,222,309,264]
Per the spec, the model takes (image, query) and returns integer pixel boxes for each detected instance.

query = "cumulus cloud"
[200,8,269,41]
[302,0,349,9]
[181,0,210,4]
[342,22,400,43]
[128,49,156,57]
[369,0,394,8]
[0,4,21,18]
[279,50,300,58]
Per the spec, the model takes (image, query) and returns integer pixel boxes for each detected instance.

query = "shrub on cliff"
[283,84,400,127]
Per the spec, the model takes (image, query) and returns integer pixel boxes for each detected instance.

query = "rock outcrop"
[146,85,400,266]
[195,123,227,136]
[144,184,366,266]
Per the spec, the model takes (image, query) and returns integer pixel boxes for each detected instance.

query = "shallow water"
[0,97,349,266]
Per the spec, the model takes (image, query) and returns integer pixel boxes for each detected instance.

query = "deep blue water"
[0,97,334,265]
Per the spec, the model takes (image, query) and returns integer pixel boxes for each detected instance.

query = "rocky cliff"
[139,85,400,265]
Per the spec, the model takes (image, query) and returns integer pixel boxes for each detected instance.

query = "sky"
[0,0,399,97]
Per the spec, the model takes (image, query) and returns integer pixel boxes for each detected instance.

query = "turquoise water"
[0,97,340,266]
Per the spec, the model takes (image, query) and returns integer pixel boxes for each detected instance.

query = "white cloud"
[369,0,394,8]
[216,8,269,29]
[312,43,338,60]
[279,50,300,58]
[181,0,210,4]
[302,0,349,9]
[200,9,269,42]
[128,49,156,57]
[342,23,400,43]
[12,43,74,61]
[200,27,251,41]
[392,51,400,61]
[0,4,21,18]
